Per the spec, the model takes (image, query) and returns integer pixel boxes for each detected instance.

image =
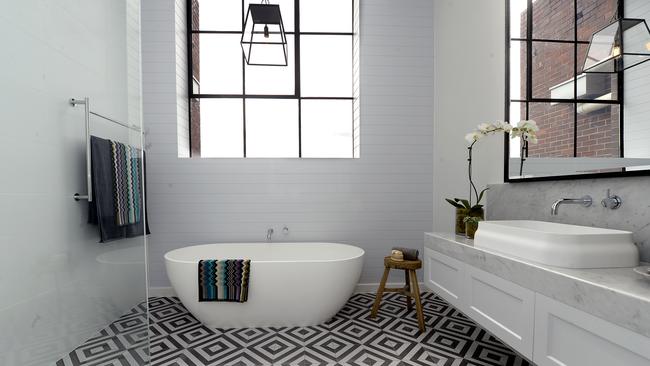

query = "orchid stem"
[468,141,478,207]
[519,140,528,177]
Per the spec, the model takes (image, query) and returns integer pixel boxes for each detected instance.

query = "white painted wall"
[142,0,434,287]
[432,0,506,232]
[0,1,147,365]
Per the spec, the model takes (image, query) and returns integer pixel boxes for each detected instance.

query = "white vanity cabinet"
[533,293,650,366]
[423,246,650,365]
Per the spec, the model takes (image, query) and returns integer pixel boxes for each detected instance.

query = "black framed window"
[506,0,623,179]
[188,0,360,158]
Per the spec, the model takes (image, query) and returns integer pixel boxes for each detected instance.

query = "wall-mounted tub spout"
[266,228,274,242]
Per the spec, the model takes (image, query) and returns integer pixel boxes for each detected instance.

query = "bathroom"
[1,0,649,365]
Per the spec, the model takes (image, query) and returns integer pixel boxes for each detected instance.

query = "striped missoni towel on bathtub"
[198,259,251,302]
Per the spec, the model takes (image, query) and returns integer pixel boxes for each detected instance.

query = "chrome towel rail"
[70,97,142,202]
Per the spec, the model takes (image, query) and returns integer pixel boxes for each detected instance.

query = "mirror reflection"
[507,0,650,180]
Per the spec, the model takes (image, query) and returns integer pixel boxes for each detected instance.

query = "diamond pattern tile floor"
[56,293,533,366]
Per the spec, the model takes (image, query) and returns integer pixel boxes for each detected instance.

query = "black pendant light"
[240,0,288,66]
[583,13,650,73]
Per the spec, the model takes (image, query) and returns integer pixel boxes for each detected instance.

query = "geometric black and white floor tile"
[57,293,533,366]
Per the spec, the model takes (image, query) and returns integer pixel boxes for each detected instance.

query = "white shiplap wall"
[142,0,434,286]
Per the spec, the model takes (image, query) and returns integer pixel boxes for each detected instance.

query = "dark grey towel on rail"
[88,136,150,243]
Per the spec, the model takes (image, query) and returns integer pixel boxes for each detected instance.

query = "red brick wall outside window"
[515,0,621,159]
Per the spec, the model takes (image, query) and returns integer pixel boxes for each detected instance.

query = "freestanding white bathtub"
[164,242,364,328]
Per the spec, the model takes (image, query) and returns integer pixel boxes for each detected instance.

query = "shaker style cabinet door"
[423,248,465,310]
[533,293,650,366]
[463,265,535,359]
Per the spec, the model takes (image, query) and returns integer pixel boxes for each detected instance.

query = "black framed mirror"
[505,0,650,182]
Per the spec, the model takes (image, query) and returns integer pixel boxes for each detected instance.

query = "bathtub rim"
[164,242,365,264]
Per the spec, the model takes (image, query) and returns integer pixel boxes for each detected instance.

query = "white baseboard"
[149,287,177,297]
[149,282,425,298]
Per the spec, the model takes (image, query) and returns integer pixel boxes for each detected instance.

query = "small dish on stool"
[633,266,650,279]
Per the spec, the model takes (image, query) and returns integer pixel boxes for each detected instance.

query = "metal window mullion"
[573,0,578,158]
[619,0,625,162]
[504,0,511,181]
[242,0,247,157]
[526,0,533,102]
[511,98,620,104]
[191,30,353,36]
[511,37,589,44]
[187,0,195,156]
[295,0,302,157]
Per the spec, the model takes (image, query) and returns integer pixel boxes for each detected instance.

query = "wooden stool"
[370,256,425,332]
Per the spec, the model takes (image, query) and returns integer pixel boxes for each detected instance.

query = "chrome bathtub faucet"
[266,228,274,242]
[551,195,593,216]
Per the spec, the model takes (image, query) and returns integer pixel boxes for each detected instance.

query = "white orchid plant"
[465,120,539,144]
[461,120,539,208]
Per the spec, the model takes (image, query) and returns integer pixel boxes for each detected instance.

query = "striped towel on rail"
[111,141,143,226]
[198,259,251,302]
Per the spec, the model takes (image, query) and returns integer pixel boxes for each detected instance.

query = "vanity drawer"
[464,265,535,358]
[423,248,465,310]
[534,293,650,366]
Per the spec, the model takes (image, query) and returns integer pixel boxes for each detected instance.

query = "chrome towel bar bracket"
[70,97,143,202]
[71,98,93,202]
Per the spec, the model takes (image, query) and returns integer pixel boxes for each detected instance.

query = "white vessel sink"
[474,220,639,268]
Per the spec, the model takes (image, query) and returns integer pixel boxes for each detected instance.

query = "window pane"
[510,41,526,100]
[532,0,574,41]
[195,34,243,94]
[301,100,353,158]
[577,0,617,42]
[508,102,527,159]
[301,35,352,97]
[578,43,617,100]
[245,99,299,157]
[527,102,575,158]
[244,36,294,91]
[192,0,242,31]
[532,42,575,99]
[577,104,620,158]
[199,99,244,158]
[243,0,294,32]
[510,0,527,39]
[301,0,352,33]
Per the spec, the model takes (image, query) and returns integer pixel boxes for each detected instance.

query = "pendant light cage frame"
[240,3,289,67]
[583,17,650,74]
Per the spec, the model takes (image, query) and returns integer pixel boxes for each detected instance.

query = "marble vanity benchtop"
[425,232,650,338]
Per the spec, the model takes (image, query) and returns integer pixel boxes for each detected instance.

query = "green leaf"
[445,198,464,208]
[457,199,471,209]
[477,188,489,204]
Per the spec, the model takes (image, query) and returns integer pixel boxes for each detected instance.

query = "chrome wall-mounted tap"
[551,195,593,215]
[601,189,622,210]
[266,228,274,242]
